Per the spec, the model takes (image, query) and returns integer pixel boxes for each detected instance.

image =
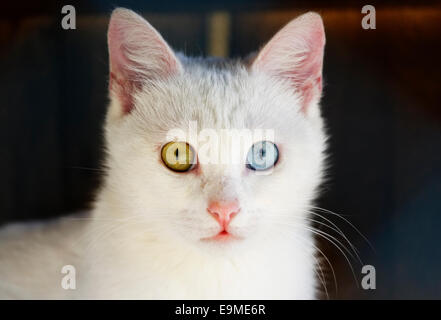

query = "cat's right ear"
[107,8,182,117]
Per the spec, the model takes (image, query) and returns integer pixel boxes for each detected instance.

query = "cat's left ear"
[251,13,325,114]
[107,8,182,117]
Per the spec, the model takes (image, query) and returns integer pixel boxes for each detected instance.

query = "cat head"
[101,8,327,253]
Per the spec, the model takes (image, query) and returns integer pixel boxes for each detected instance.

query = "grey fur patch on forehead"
[129,53,301,143]
[177,53,247,73]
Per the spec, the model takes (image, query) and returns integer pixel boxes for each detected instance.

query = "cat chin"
[199,233,244,250]
[195,238,249,255]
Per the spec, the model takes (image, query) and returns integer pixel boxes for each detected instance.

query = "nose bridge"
[202,166,243,229]
[202,165,241,202]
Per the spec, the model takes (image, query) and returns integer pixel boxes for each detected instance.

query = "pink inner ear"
[107,9,182,115]
[252,13,325,112]
[108,16,136,114]
[297,30,325,112]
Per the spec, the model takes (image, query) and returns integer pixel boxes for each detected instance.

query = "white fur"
[0,9,327,299]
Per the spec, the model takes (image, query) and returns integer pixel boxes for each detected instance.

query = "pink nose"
[207,200,240,228]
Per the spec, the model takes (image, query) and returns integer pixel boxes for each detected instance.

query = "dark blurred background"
[0,0,440,299]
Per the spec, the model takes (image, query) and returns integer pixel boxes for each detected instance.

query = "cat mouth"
[201,230,240,242]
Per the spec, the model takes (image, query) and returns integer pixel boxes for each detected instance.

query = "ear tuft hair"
[252,12,326,113]
[107,8,182,115]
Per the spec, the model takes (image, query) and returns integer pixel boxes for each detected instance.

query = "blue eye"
[246,141,279,171]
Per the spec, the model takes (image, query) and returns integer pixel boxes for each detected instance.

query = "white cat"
[0,8,327,299]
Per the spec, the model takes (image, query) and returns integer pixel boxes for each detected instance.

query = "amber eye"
[161,142,196,172]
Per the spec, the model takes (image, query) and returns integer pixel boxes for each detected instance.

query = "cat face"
[102,9,326,253]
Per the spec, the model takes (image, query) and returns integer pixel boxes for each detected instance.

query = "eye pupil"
[246,141,278,171]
